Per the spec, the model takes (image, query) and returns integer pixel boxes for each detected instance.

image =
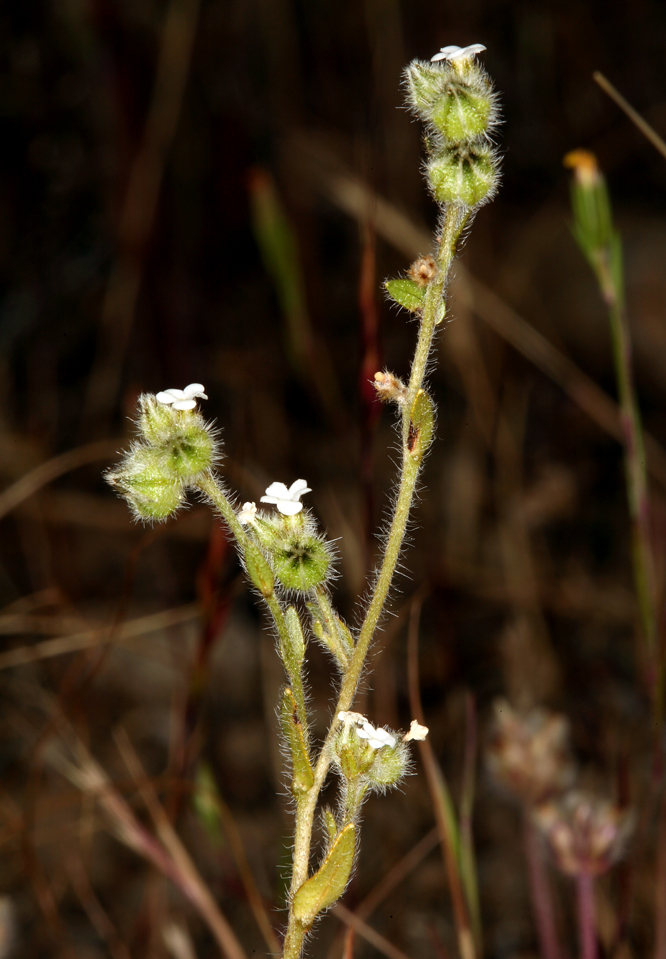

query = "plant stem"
[601,261,655,646]
[576,872,597,959]
[523,810,563,959]
[195,471,293,668]
[281,204,469,959]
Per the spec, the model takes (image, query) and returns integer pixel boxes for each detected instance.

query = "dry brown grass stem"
[332,903,413,959]
[329,828,439,959]
[112,726,248,959]
[83,0,202,426]
[44,715,248,959]
[0,602,200,670]
[593,72,666,162]
[203,779,280,955]
[407,595,476,959]
[65,854,133,959]
[0,440,118,522]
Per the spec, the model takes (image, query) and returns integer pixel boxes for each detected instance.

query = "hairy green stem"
[281,204,468,959]
[195,471,294,662]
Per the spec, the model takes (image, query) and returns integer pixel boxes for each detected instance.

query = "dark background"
[1,1,666,956]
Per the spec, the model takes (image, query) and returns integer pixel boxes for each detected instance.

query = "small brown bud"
[408,255,437,287]
[534,791,634,877]
[487,699,576,806]
[373,371,408,405]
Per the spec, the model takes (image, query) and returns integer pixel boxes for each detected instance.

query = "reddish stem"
[523,811,563,959]
[576,872,597,959]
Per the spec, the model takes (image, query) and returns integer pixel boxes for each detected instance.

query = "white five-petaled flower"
[260,479,311,516]
[238,502,258,525]
[356,721,397,751]
[431,43,486,63]
[155,383,208,412]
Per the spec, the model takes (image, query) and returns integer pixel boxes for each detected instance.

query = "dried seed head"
[373,371,408,405]
[534,791,635,877]
[408,255,437,286]
[487,699,576,805]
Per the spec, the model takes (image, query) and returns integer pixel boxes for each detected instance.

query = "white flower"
[155,383,208,412]
[431,44,486,63]
[356,721,396,750]
[403,719,429,742]
[338,710,367,727]
[260,479,311,516]
[238,502,257,525]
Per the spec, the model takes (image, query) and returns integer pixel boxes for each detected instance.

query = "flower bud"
[427,142,499,208]
[373,371,408,406]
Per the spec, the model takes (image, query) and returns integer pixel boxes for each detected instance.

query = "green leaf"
[385,278,426,312]
[192,763,224,848]
[407,389,435,464]
[244,544,274,597]
[283,606,306,668]
[280,688,314,795]
[292,823,356,926]
[309,604,352,670]
[322,807,338,843]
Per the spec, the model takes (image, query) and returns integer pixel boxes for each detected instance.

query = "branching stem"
[280,204,469,959]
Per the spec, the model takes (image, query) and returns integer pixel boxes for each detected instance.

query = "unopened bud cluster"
[405,44,500,209]
[106,384,217,521]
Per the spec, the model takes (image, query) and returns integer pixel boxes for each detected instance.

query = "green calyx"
[366,742,409,788]
[249,511,333,593]
[333,724,408,791]
[106,446,185,521]
[273,531,331,592]
[405,59,496,145]
[427,143,498,208]
[431,85,492,143]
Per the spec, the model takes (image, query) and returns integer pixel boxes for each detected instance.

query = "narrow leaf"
[292,823,356,926]
[407,389,435,464]
[280,688,314,795]
[244,545,274,598]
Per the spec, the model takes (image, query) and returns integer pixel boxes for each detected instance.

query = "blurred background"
[2,0,666,957]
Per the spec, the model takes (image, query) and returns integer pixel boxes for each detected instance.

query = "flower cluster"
[238,480,332,593]
[404,42,500,209]
[106,384,217,521]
